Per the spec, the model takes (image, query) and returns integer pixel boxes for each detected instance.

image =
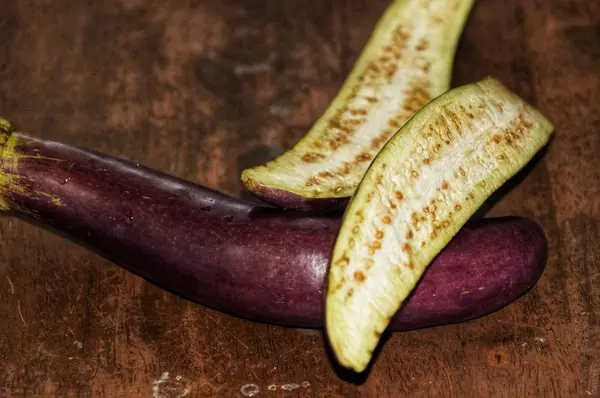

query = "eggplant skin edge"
[0,120,548,331]
[240,175,350,214]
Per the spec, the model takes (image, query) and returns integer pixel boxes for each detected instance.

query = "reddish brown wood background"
[0,0,599,396]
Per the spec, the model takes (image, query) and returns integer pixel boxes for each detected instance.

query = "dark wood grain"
[0,0,598,396]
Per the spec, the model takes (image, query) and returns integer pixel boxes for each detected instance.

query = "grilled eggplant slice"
[325,77,554,372]
[241,0,476,212]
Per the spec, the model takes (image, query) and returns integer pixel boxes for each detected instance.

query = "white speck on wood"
[74,340,83,349]
[269,105,291,118]
[17,301,26,326]
[240,384,260,397]
[6,276,15,294]
[267,384,277,391]
[152,372,190,398]
[153,372,169,386]
[281,383,300,391]
[234,63,271,76]
[300,381,310,388]
[201,309,249,350]
[534,337,547,344]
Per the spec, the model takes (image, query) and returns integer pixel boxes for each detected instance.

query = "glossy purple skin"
[0,130,548,331]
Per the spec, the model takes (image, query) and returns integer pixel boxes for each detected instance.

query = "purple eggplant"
[0,119,547,330]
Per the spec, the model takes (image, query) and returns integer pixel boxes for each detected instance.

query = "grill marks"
[301,152,325,163]
[240,1,479,214]
[292,16,440,192]
[325,77,554,373]
[314,25,411,151]
[402,102,537,243]
[337,206,401,296]
[338,178,414,293]
[403,86,432,115]
[349,103,515,279]
[355,153,372,163]
[338,95,539,305]
[500,114,534,148]
[354,271,366,282]
[366,26,410,83]
[305,81,433,190]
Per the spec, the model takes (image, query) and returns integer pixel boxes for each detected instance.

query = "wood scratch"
[37,344,63,358]
[85,294,119,329]
[207,357,246,381]
[204,351,228,362]
[6,276,15,295]
[17,301,27,326]
[280,340,316,359]
[437,358,454,396]
[201,310,249,350]
[85,294,101,315]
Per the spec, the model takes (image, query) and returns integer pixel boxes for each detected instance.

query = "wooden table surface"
[1,0,599,396]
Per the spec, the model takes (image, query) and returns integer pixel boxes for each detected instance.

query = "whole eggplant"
[0,119,547,330]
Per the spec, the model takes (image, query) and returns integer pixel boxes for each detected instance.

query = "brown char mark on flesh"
[300,24,434,190]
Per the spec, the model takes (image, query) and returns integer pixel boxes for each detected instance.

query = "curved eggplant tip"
[384,216,549,333]
[520,217,549,287]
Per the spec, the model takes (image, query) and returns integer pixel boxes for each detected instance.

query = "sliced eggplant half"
[241,0,476,212]
[325,77,554,372]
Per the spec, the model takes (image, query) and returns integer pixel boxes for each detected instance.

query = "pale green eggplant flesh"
[241,0,475,211]
[325,77,554,372]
